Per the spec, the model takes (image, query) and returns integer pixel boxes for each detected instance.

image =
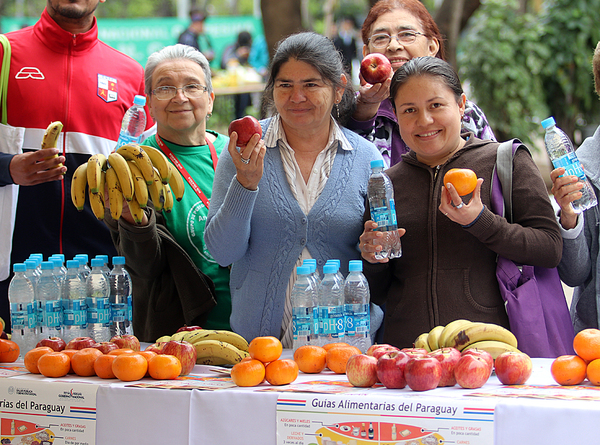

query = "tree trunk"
[261,0,304,60]
[434,0,481,67]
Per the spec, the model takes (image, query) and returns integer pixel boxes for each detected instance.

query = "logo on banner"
[98,74,118,102]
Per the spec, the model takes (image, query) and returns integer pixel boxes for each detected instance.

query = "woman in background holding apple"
[348,0,496,167]
[205,32,383,347]
[358,57,561,348]
[105,44,230,342]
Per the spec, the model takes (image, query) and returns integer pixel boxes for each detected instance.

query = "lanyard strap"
[155,134,217,209]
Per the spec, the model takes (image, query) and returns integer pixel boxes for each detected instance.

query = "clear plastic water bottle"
[124,264,134,335]
[115,95,147,148]
[36,261,63,341]
[291,265,318,352]
[8,263,37,355]
[541,117,598,213]
[368,159,402,259]
[343,260,372,353]
[62,260,88,343]
[318,264,345,347]
[94,254,112,278]
[50,257,66,287]
[109,256,132,337]
[24,259,40,283]
[325,259,345,284]
[74,254,91,281]
[86,258,111,342]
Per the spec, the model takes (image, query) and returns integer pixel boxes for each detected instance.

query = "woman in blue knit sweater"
[205,32,383,346]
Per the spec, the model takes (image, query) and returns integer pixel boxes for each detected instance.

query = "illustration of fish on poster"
[276,392,495,445]
[0,379,97,445]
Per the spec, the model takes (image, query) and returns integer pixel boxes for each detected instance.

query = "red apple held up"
[346,354,379,388]
[110,334,141,351]
[161,340,197,376]
[92,341,119,354]
[37,337,67,352]
[461,348,494,377]
[454,354,491,389]
[228,116,262,147]
[360,53,393,85]
[494,351,532,385]
[376,351,411,389]
[175,325,203,333]
[429,347,461,387]
[65,337,96,351]
[405,355,442,391]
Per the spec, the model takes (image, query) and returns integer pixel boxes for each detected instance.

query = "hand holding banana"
[70,143,184,223]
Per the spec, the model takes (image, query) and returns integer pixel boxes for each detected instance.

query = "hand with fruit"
[439,168,485,226]
[226,115,266,191]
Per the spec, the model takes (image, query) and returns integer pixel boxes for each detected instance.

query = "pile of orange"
[292,342,361,375]
[231,336,298,387]
[551,328,600,386]
[23,345,182,382]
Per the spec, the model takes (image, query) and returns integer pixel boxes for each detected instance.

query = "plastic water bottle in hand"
[62,260,88,343]
[86,258,111,342]
[291,265,318,351]
[116,95,147,148]
[36,261,63,341]
[8,263,37,355]
[541,117,597,213]
[109,256,132,337]
[318,264,345,347]
[343,260,372,353]
[367,159,402,259]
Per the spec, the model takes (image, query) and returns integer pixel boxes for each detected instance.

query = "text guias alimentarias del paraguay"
[0,398,65,414]
[311,399,458,416]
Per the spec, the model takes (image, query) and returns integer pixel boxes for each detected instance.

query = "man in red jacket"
[0,0,152,331]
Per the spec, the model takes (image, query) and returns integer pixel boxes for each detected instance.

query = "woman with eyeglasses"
[348,0,496,167]
[104,44,229,341]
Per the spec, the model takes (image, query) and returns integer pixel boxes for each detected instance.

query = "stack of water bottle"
[291,259,372,353]
[8,253,134,356]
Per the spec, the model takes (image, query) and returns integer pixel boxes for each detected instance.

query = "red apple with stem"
[429,347,461,387]
[346,354,379,387]
[405,355,442,391]
[65,337,96,350]
[110,334,141,351]
[37,337,67,352]
[376,351,411,389]
[92,341,119,354]
[228,116,262,147]
[454,354,491,389]
[494,351,532,385]
[372,346,400,360]
[461,348,493,377]
[360,53,392,85]
[161,340,197,376]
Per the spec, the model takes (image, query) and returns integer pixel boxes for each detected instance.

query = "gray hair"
[145,44,213,96]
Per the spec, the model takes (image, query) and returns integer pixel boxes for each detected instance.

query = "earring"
[206,112,212,120]
[335,104,340,121]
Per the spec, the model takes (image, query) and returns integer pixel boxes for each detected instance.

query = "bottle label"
[127,295,133,322]
[26,302,36,329]
[87,297,111,325]
[553,152,586,181]
[63,299,87,327]
[371,198,398,229]
[42,300,62,328]
[344,303,370,336]
[318,306,345,338]
[116,133,141,149]
[292,307,314,340]
[9,303,27,330]
[111,303,127,322]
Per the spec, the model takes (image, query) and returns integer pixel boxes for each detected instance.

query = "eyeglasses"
[151,84,208,100]
[368,31,425,49]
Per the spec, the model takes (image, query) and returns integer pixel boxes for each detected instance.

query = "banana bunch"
[70,144,184,223]
[157,329,249,366]
[414,319,520,359]
[41,121,64,168]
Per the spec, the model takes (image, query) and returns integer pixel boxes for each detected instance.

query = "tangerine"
[443,168,478,196]
[94,354,117,379]
[112,353,148,382]
[322,342,351,352]
[231,358,266,387]
[71,348,103,377]
[62,349,78,373]
[24,346,54,374]
[248,336,283,363]
[587,358,600,386]
[0,339,20,363]
[326,345,361,374]
[108,348,135,356]
[550,355,587,386]
[294,345,327,374]
[37,352,70,378]
[148,354,182,380]
[573,328,600,362]
[265,359,299,385]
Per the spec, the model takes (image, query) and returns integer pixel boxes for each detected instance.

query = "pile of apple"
[346,344,533,391]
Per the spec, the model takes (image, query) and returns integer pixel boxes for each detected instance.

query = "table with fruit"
[1,322,600,444]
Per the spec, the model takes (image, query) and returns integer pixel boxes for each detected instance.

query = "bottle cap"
[370,159,384,169]
[348,260,363,272]
[66,260,80,269]
[296,265,310,275]
[95,254,109,264]
[133,95,146,106]
[41,261,54,271]
[74,253,89,262]
[323,264,336,275]
[112,256,126,266]
[541,117,556,129]
[51,258,63,268]
[12,263,26,273]
[51,253,65,262]
[24,259,37,270]
[91,258,104,268]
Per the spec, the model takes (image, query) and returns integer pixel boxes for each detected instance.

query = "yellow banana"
[194,339,248,365]
[117,144,155,185]
[148,168,164,212]
[462,340,520,360]
[438,319,473,348]
[107,152,134,202]
[167,162,185,201]
[41,121,64,168]
[163,182,174,213]
[427,325,445,351]
[86,153,107,194]
[414,332,430,352]
[155,335,171,344]
[127,195,144,224]
[88,170,105,219]
[127,160,149,208]
[70,162,88,211]
[187,329,250,352]
[450,322,518,351]
[142,144,172,184]
[106,167,123,220]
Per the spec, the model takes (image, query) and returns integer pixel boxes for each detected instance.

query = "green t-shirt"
[142,131,231,330]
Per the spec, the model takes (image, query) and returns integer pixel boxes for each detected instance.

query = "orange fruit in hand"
[71,348,103,377]
[573,328,600,362]
[551,355,587,386]
[112,353,148,382]
[587,358,600,386]
[231,358,266,387]
[37,352,70,378]
[24,347,54,374]
[265,359,299,385]
[248,336,283,364]
[294,345,327,374]
[0,339,20,363]
[444,168,478,196]
[148,354,182,380]
[326,345,361,374]
[94,354,118,379]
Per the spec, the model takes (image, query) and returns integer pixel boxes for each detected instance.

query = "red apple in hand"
[429,347,461,387]
[346,354,379,387]
[405,355,442,391]
[65,337,96,350]
[161,340,197,376]
[92,341,119,354]
[454,354,491,389]
[228,115,262,147]
[360,53,392,85]
[495,351,532,385]
[37,337,67,352]
[376,351,411,389]
[110,334,140,351]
